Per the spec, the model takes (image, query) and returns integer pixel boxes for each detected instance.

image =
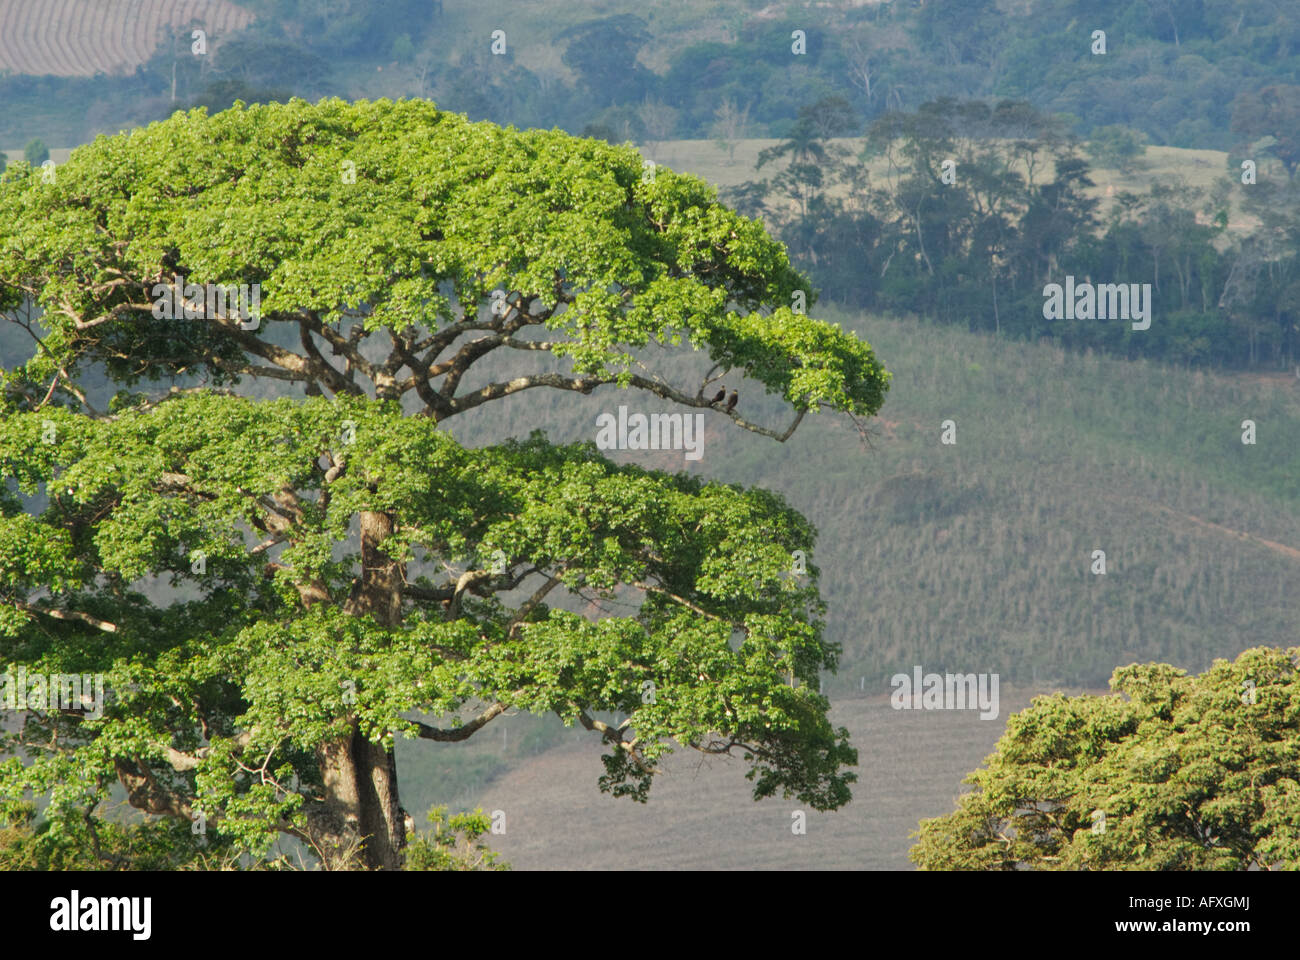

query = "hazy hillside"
[430,309,1300,693]
[443,684,1095,870]
[394,307,1300,859]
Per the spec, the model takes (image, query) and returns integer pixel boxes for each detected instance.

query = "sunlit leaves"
[911,647,1300,870]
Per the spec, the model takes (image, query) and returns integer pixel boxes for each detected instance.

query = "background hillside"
[3,0,1297,150]
[389,263,1299,868]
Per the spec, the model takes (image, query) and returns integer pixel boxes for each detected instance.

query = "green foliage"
[403,806,508,870]
[910,647,1300,870]
[0,97,887,418]
[1086,125,1147,174]
[0,98,889,867]
[0,802,254,870]
[0,393,855,863]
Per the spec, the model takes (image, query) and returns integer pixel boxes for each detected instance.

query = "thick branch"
[414,700,511,742]
[12,600,118,633]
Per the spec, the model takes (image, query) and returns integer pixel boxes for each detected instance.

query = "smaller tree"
[798,95,859,141]
[22,139,49,167]
[638,96,678,160]
[560,15,653,106]
[711,97,750,166]
[1086,124,1147,174]
[403,807,509,871]
[581,122,620,145]
[911,647,1300,870]
[391,32,415,63]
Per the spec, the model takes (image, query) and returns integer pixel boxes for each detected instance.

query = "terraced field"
[0,0,253,77]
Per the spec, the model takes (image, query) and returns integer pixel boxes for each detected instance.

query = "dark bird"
[725,390,738,413]
[710,386,727,404]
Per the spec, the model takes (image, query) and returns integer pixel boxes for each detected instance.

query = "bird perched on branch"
[710,386,726,405]
[726,390,738,413]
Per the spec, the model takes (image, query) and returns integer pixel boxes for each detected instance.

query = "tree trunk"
[312,725,405,870]
[313,509,407,870]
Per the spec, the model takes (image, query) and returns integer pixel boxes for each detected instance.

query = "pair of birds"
[711,386,738,412]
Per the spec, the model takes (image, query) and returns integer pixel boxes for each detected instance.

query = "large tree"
[0,98,890,870]
[910,647,1300,870]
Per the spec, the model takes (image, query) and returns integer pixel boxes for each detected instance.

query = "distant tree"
[22,140,48,167]
[711,97,750,165]
[758,116,829,170]
[637,96,678,159]
[911,648,1300,870]
[580,122,620,145]
[0,152,6,175]
[409,46,439,96]
[210,34,330,94]
[1086,124,1148,173]
[591,105,644,145]
[391,33,415,63]
[754,115,831,220]
[560,15,653,107]
[798,95,859,141]
[843,33,877,108]
[1231,83,1300,179]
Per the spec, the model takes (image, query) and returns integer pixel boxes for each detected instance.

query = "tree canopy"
[0,97,890,870]
[910,647,1300,870]
[0,97,886,426]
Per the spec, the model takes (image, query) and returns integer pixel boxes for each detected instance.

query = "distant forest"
[726,96,1300,372]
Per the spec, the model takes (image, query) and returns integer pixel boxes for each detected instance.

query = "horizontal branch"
[445,371,808,441]
[415,700,511,742]
[13,600,118,633]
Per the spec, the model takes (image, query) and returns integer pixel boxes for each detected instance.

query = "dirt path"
[1146,501,1300,563]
